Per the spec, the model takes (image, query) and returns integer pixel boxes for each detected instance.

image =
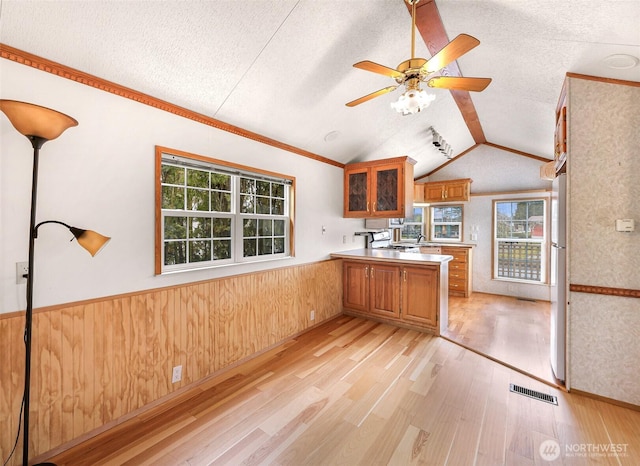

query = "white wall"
[425,144,552,300]
[565,77,640,405]
[0,59,362,314]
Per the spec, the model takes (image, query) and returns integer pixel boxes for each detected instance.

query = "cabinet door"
[344,167,371,217]
[369,263,400,318]
[424,183,445,202]
[401,265,438,327]
[371,163,402,216]
[444,181,469,201]
[343,261,369,312]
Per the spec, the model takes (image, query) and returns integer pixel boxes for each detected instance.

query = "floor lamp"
[0,100,111,466]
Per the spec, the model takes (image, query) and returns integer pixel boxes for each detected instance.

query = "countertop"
[330,248,453,265]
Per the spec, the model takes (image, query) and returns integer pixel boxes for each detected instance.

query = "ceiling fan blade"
[346,86,398,107]
[353,61,405,79]
[427,76,492,92]
[423,34,481,73]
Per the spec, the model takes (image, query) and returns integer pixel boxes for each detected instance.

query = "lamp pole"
[23,136,49,466]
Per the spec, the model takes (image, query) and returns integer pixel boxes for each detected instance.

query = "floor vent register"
[509,383,558,405]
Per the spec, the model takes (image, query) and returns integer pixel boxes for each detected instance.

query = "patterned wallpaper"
[567,77,640,405]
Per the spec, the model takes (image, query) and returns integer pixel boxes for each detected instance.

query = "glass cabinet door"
[373,165,400,214]
[345,168,370,215]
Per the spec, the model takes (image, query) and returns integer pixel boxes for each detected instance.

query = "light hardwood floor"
[42,315,640,465]
[443,293,558,386]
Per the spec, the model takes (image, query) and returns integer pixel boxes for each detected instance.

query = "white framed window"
[401,207,425,240]
[430,205,463,242]
[493,199,546,283]
[156,147,294,274]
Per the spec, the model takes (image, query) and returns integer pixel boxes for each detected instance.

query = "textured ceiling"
[1,0,639,179]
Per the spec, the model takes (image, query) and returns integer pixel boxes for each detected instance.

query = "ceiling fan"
[346,0,491,114]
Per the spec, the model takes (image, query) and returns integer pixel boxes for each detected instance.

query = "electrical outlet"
[172,365,182,383]
[310,310,315,321]
[16,262,28,284]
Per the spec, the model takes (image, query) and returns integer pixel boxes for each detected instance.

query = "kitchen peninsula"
[330,249,452,336]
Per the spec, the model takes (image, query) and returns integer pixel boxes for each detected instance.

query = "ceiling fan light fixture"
[391,88,435,115]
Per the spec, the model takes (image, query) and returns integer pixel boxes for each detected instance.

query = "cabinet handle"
[367,201,370,213]
[364,265,369,278]
[373,202,376,212]
[370,267,374,278]
[403,270,407,282]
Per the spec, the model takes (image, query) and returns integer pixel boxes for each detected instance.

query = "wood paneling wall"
[0,259,343,465]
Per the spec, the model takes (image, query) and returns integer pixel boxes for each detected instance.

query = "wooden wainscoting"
[0,259,343,465]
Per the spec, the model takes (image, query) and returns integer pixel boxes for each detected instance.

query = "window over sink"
[429,205,463,242]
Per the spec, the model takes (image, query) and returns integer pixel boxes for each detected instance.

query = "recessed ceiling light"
[324,130,341,142]
[603,54,639,70]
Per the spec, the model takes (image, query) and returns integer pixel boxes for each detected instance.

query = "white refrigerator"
[550,173,567,382]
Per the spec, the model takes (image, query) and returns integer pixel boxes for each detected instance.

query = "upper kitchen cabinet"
[420,178,472,203]
[343,156,415,218]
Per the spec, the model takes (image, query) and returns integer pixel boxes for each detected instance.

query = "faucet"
[416,234,426,244]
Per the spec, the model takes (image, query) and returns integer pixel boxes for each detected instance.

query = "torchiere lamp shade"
[0,99,78,141]
[69,227,111,257]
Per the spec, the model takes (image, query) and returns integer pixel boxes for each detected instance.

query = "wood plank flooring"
[443,293,558,386]
[42,315,640,465]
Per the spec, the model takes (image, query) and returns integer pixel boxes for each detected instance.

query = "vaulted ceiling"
[1,0,639,179]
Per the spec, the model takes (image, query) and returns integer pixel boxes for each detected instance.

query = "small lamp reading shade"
[69,227,111,257]
[0,100,78,140]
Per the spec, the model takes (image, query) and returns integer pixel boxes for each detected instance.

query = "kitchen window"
[429,205,463,242]
[155,147,294,274]
[400,207,425,240]
[493,199,546,283]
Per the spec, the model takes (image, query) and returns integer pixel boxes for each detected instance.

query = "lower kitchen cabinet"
[401,265,438,327]
[342,260,439,332]
[441,246,472,297]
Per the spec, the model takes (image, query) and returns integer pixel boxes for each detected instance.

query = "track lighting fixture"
[429,127,453,159]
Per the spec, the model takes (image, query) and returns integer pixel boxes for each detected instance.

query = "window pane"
[211,173,230,191]
[256,180,270,196]
[240,177,255,194]
[274,237,285,253]
[189,240,211,262]
[273,219,285,236]
[433,224,460,239]
[271,198,284,215]
[162,186,184,209]
[258,238,272,255]
[240,194,255,213]
[213,240,231,260]
[162,165,184,185]
[497,241,542,280]
[189,217,211,238]
[187,188,209,211]
[258,219,272,236]
[272,183,284,198]
[164,217,186,239]
[211,192,231,212]
[402,224,422,239]
[187,168,209,188]
[243,218,257,237]
[496,201,544,239]
[256,196,270,214]
[213,217,231,238]
[243,238,257,257]
[164,241,186,265]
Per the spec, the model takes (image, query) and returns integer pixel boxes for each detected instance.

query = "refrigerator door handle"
[552,242,566,249]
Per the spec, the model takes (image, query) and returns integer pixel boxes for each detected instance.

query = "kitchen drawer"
[449,270,466,281]
[443,249,468,261]
[449,263,467,275]
[449,278,467,293]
